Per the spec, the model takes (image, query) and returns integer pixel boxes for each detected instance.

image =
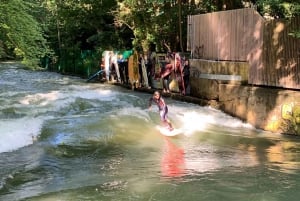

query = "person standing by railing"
[161,52,174,93]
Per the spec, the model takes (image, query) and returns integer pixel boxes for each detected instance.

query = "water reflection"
[267,140,300,173]
[159,123,300,181]
[161,137,186,178]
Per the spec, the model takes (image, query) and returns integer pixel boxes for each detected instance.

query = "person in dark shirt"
[149,91,174,131]
[183,58,190,94]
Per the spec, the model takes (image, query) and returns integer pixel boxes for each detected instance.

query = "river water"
[1,62,300,201]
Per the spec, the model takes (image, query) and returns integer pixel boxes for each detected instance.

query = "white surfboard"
[156,126,183,137]
[141,58,149,88]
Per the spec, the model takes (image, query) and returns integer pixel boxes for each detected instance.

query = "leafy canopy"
[0,0,50,68]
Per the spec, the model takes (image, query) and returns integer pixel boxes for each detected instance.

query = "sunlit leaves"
[256,0,300,18]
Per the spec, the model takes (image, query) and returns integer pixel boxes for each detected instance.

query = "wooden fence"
[187,8,300,89]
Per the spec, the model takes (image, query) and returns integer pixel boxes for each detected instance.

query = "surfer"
[149,91,174,131]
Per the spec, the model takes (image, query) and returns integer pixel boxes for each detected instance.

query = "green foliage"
[42,0,125,75]
[254,0,300,40]
[280,105,300,135]
[51,0,120,50]
[115,0,194,52]
[0,0,51,68]
[55,48,99,78]
[256,0,300,18]
[288,31,300,39]
[2,0,300,71]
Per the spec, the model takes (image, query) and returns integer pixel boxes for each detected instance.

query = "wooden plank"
[225,11,231,60]
[295,18,300,87]
[274,20,284,87]
[211,13,218,59]
[192,16,195,58]
[203,13,210,59]
[253,9,264,85]
[230,10,236,60]
[196,15,202,58]
[207,13,212,59]
[234,9,240,59]
[197,15,201,58]
[270,20,276,86]
[219,11,229,60]
[192,16,197,58]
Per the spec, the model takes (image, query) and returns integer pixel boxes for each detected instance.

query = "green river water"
[1,62,300,201]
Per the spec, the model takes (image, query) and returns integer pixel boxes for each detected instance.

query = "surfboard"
[141,58,149,88]
[156,126,183,137]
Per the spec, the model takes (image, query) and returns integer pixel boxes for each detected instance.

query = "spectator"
[146,43,157,88]
[117,55,125,83]
[183,58,190,94]
[161,53,174,93]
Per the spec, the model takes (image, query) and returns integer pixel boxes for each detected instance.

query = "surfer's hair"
[153,91,161,98]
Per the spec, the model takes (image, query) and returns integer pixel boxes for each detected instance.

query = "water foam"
[171,105,254,136]
[0,118,44,153]
[0,85,121,154]
[19,91,61,106]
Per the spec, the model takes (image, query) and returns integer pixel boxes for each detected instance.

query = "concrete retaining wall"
[189,59,300,135]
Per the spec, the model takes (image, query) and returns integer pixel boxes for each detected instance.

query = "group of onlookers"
[100,49,190,95]
[138,51,190,95]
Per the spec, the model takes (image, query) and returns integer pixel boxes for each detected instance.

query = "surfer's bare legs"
[163,119,173,131]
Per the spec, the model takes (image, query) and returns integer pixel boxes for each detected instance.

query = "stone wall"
[218,84,300,135]
[189,59,300,135]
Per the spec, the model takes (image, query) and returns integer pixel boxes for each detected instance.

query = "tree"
[114,0,196,52]
[0,0,50,68]
[2,0,299,69]
[44,0,123,52]
[254,0,300,38]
